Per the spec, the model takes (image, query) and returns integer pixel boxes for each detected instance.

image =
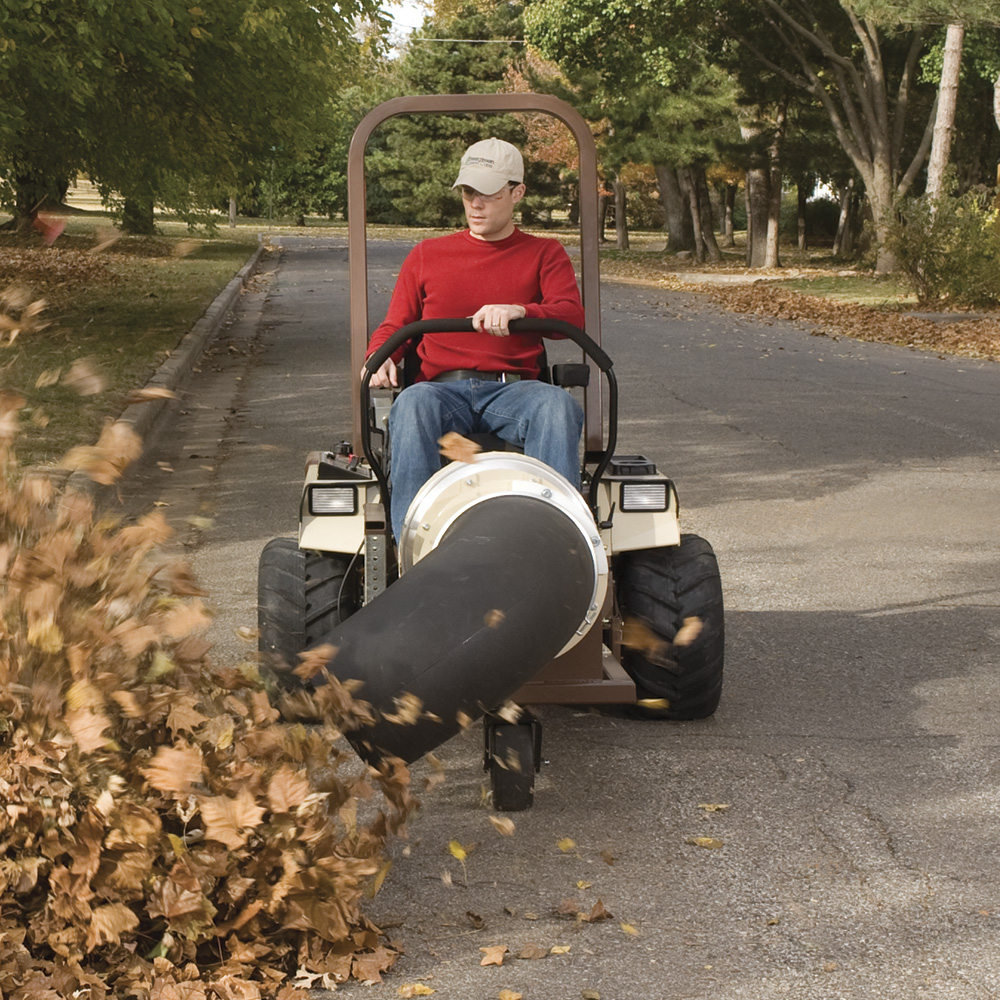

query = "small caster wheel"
[484,711,541,812]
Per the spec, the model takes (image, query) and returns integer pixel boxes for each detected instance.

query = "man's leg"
[387,381,475,539]
[478,381,584,487]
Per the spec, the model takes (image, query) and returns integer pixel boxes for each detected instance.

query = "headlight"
[620,482,668,512]
[308,485,357,515]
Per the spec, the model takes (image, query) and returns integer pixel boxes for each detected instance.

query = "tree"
[0,0,386,233]
[925,22,964,200]
[368,3,531,227]
[524,1,737,258]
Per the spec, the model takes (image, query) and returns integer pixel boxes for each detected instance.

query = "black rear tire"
[616,534,724,719]
[257,537,357,668]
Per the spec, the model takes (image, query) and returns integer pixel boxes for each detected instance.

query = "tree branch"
[891,29,926,177]
[898,91,938,199]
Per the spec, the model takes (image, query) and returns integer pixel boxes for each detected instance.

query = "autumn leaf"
[489,815,516,837]
[497,991,522,1000]
[85,902,140,949]
[124,386,177,405]
[556,837,577,853]
[199,786,266,849]
[65,707,111,753]
[267,764,311,814]
[398,985,435,998]
[438,431,481,463]
[516,944,548,960]
[620,922,640,937]
[62,357,106,396]
[549,945,571,955]
[698,803,731,813]
[687,836,725,849]
[484,608,505,628]
[674,616,703,647]
[621,617,672,665]
[479,945,507,967]
[586,899,613,922]
[383,691,423,726]
[140,744,203,794]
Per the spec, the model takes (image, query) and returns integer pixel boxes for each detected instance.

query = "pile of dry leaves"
[0,393,418,997]
[0,244,118,303]
[705,283,1000,362]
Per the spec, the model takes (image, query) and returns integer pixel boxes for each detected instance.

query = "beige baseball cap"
[452,137,524,195]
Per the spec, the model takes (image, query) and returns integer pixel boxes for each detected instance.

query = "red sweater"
[366,228,585,381]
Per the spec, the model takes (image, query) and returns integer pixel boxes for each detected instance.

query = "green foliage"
[524,0,738,170]
[882,189,1000,306]
[0,0,389,225]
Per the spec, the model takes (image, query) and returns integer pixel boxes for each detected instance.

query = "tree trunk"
[797,178,808,251]
[598,185,611,243]
[926,23,965,201]
[612,173,629,250]
[745,166,769,267]
[229,196,237,228]
[833,178,855,258]
[678,168,705,262]
[694,168,721,262]
[122,196,155,235]
[995,73,1000,201]
[723,183,736,247]
[653,164,694,253]
[764,100,786,269]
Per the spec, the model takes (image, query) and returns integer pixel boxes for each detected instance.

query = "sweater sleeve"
[365,245,423,363]
[520,241,586,333]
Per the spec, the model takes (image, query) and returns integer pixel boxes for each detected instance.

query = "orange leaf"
[479,945,507,967]
[438,431,482,463]
[267,764,311,814]
[140,744,203,794]
[199,786,266,849]
[85,902,139,950]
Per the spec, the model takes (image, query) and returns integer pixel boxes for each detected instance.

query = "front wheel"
[616,534,724,719]
[257,537,358,670]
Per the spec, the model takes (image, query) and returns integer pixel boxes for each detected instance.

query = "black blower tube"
[314,495,596,765]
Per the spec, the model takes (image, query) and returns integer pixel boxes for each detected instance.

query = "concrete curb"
[66,241,268,499]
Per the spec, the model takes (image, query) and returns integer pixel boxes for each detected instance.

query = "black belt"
[431,369,523,383]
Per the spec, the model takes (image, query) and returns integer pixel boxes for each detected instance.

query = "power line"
[406,37,527,43]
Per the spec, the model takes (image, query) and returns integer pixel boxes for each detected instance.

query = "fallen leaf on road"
[497,991,522,1000]
[516,944,548,960]
[556,837,577,853]
[489,815,516,836]
[620,923,640,937]
[687,836,724,849]
[697,803,731,813]
[479,945,507,967]
[398,984,435,997]
[549,945,571,955]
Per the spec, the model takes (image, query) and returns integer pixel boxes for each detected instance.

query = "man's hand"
[472,303,527,337]
[362,356,398,388]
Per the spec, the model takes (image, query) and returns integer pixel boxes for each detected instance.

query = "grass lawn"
[1,214,258,468]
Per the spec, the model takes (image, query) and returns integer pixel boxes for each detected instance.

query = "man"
[363,136,586,540]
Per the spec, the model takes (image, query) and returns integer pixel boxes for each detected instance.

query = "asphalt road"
[121,236,1000,1000]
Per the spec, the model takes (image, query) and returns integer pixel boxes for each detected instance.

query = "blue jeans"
[387,378,584,539]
